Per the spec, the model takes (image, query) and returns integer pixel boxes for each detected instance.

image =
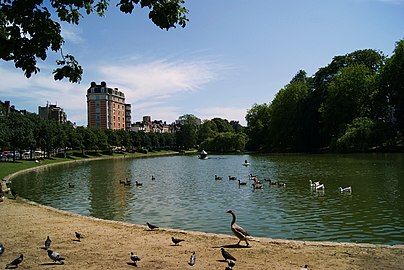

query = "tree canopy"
[246,40,404,153]
[0,0,188,83]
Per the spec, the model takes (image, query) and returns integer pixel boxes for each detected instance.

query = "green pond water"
[11,153,404,245]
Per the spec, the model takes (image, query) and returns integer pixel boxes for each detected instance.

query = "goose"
[339,186,352,193]
[226,210,253,246]
[249,174,258,180]
[119,179,126,184]
[215,175,222,180]
[238,180,247,186]
[309,180,321,187]
[68,183,75,188]
[123,180,131,186]
[252,183,263,189]
[228,176,237,180]
[135,181,143,186]
[269,180,278,186]
[151,175,155,180]
[277,181,286,187]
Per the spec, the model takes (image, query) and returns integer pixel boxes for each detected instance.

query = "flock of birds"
[309,180,352,193]
[0,210,256,269]
[1,161,354,269]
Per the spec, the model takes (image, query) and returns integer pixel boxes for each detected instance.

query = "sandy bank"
[1,198,403,270]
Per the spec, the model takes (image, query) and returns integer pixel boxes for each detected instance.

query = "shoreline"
[1,154,404,269]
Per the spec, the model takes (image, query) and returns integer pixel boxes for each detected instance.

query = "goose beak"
[226,210,232,214]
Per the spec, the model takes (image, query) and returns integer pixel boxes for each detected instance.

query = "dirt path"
[0,199,403,269]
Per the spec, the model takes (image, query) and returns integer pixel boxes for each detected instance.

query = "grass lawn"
[0,150,189,180]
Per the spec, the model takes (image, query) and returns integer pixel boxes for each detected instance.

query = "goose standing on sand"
[0,243,4,255]
[226,210,253,246]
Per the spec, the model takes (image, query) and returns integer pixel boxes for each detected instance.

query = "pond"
[11,153,404,245]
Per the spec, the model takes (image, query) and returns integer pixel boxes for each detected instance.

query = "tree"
[268,80,309,150]
[336,117,375,152]
[379,39,404,132]
[245,103,271,151]
[0,0,188,83]
[320,64,377,140]
[176,114,199,149]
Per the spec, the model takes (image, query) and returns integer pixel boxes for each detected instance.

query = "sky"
[0,0,403,126]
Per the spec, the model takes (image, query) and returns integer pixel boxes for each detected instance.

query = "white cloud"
[195,106,248,126]
[61,25,84,44]
[98,58,227,102]
[0,65,86,124]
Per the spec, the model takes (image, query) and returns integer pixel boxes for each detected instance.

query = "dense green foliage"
[0,110,247,158]
[0,0,188,82]
[246,40,404,152]
[0,112,177,159]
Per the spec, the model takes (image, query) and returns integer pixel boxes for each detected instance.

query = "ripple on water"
[11,153,404,245]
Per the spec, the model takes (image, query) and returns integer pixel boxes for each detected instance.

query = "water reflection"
[11,153,404,245]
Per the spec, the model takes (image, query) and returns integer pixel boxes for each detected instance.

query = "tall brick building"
[87,81,131,130]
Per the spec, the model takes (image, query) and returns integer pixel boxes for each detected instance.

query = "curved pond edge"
[2,154,404,250]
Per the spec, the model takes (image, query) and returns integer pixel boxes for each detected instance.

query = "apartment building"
[87,81,131,130]
[38,103,67,123]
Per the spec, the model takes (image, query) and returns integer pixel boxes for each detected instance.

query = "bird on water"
[226,210,253,246]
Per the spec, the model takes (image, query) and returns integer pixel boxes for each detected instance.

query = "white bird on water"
[339,186,352,193]
[226,210,253,246]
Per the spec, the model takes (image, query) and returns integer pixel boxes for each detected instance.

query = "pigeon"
[188,251,196,266]
[221,248,237,261]
[146,222,159,230]
[75,231,84,241]
[6,254,23,268]
[47,250,65,264]
[0,243,4,255]
[44,236,52,250]
[130,252,141,266]
[171,236,185,246]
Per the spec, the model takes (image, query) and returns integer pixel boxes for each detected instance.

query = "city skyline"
[0,0,403,126]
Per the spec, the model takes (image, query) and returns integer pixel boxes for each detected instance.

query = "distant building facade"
[1,100,29,116]
[87,81,131,130]
[131,116,174,133]
[38,103,67,123]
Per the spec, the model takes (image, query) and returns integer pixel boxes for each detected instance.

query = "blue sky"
[0,0,403,126]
